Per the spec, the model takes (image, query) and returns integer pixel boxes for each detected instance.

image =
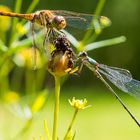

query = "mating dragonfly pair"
[0,9,140,127]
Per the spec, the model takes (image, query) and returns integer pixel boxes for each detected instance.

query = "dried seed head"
[53,35,70,51]
[48,36,75,77]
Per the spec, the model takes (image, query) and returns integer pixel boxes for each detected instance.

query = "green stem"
[52,76,61,140]
[95,0,106,15]
[26,0,40,13]
[9,0,22,46]
[82,0,106,45]
[21,0,40,25]
[44,120,51,140]
[64,109,78,140]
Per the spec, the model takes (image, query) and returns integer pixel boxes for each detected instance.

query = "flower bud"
[69,97,90,110]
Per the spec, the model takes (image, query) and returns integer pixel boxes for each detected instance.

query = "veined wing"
[99,64,132,82]
[124,79,140,98]
[98,64,140,98]
[51,10,111,30]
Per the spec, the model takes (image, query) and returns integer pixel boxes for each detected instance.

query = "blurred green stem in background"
[44,120,51,140]
[26,0,40,14]
[9,0,22,45]
[53,76,61,140]
[81,0,106,48]
[12,118,33,140]
[95,0,106,15]
[21,0,40,25]
[9,0,41,45]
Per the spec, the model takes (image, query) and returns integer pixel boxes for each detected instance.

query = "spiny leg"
[68,66,79,75]
[69,60,85,76]
[30,22,37,70]
[43,28,51,46]
[43,28,53,60]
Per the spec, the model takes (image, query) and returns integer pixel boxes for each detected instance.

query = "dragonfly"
[78,51,140,127]
[0,10,110,69]
[0,10,110,31]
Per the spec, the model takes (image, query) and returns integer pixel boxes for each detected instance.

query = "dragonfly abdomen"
[0,11,34,21]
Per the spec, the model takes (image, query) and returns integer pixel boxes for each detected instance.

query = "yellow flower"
[69,97,90,110]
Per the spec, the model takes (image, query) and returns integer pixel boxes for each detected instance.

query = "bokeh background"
[0,0,140,140]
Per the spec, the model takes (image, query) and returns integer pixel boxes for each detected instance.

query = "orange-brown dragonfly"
[0,10,110,68]
[0,10,110,30]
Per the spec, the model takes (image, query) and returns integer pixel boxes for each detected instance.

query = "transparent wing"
[98,64,140,98]
[125,79,140,98]
[51,10,109,30]
[99,64,132,82]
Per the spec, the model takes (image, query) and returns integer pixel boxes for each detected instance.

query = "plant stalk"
[64,109,78,140]
[82,0,106,45]
[52,76,61,140]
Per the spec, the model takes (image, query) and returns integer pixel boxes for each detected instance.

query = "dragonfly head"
[52,15,66,30]
[78,51,88,59]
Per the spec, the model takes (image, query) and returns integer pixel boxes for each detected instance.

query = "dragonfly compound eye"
[52,16,66,30]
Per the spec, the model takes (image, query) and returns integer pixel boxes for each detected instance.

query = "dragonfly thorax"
[33,10,66,30]
[33,10,54,26]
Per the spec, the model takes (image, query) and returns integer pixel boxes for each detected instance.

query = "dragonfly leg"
[71,60,85,76]
[44,28,57,45]
[94,70,140,127]
[30,22,37,70]
[59,30,66,36]
[43,28,51,46]
[68,66,79,75]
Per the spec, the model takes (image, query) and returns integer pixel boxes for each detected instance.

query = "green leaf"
[0,39,8,52]
[9,0,23,45]
[21,0,40,25]
[85,36,126,51]
[26,0,40,13]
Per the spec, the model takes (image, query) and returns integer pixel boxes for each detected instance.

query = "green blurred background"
[0,0,140,140]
